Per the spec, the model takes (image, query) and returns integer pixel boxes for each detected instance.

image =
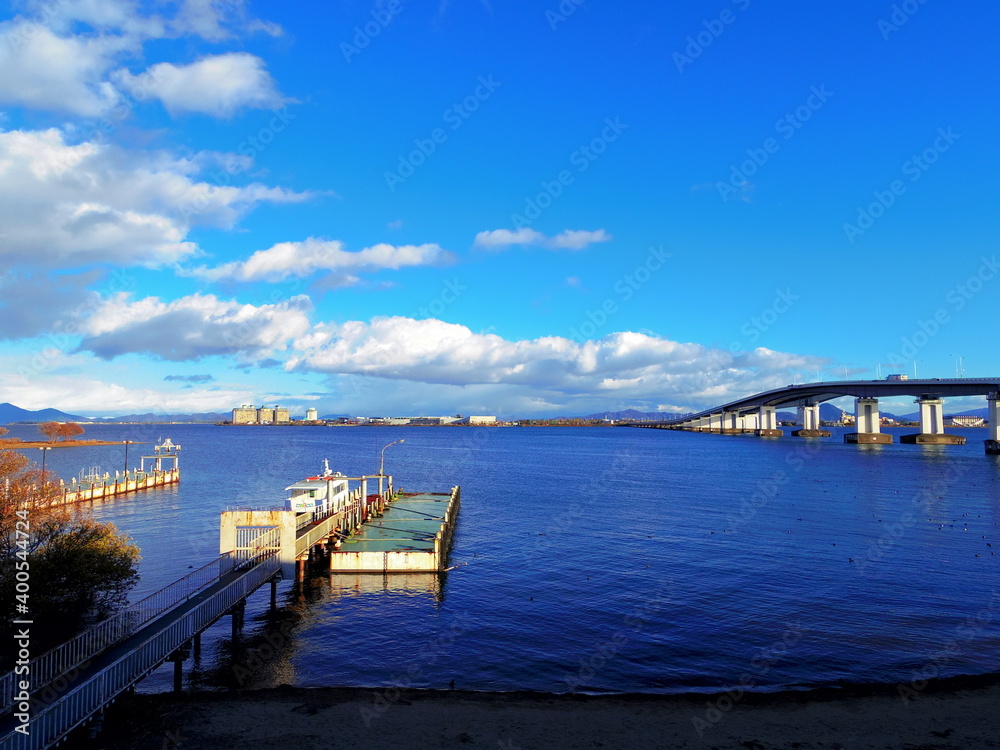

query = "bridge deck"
[0,555,279,750]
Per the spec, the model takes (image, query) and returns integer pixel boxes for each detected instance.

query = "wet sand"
[93,674,1000,750]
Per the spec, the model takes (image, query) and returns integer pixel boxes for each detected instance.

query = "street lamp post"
[38,446,50,490]
[378,439,404,496]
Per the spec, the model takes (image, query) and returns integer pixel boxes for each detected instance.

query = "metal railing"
[0,554,238,714]
[0,553,281,750]
[0,526,281,714]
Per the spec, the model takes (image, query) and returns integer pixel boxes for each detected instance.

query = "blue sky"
[0,0,997,418]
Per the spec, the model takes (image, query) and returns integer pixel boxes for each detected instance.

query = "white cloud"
[474,228,612,251]
[0,22,129,116]
[0,2,285,117]
[285,316,828,410]
[188,239,455,284]
[0,375,256,415]
[78,293,313,362]
[0,127,308,268]
[116,53,287,118]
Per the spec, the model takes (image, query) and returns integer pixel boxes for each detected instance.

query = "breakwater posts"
[330,486,461,574]
[51,468,180,506]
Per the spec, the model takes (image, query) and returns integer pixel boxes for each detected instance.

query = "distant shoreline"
[0,439,130,449]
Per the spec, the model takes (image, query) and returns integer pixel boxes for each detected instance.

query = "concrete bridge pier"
[845,397,892,444]
[755,405,782,437]
[986,393,1000,454]
[901,397,966,445]
[793,402,831,437]
[721,410,742,434]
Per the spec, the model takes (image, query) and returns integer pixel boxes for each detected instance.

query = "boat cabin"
[285,460,350,513]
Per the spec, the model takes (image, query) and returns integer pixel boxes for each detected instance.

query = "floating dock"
[330,488,461,573]
[51,438,181,506]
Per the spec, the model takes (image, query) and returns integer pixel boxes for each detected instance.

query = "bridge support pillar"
[846,398,892,444]
[707,413,722,433]
[902,397,965,445]
[755,406,782,437]
[986,393,1000,454]
[793,402,831,437]
[722,411,741,434]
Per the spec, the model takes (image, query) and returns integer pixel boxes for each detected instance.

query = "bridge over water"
[629,378,1000,453]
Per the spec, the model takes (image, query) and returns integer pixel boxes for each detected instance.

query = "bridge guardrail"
[0,527,280,715]
[0,551,281,750]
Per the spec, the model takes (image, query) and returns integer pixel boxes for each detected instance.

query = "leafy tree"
[0,449,140,657]
[38,421,61,442]
[57,422,85,441]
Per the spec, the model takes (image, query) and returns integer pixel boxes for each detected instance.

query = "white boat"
[284,459,350,514]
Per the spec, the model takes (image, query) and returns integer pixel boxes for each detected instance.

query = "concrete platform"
[844,432,893,444]
[330,488,460,573]
[900,433,966,445]
[791,429,832,438]
[985,440,1000,455]
[754,429,784,437]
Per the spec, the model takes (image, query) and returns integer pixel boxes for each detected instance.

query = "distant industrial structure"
[232,404,291,424]
[227,406,499,426]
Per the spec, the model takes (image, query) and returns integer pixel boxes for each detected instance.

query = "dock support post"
[193,632,201,662]
[270,577,278,612]
[231,601,245,642]
[172,656,183,692]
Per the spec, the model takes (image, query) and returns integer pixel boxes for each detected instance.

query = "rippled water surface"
[9,423,1000,694]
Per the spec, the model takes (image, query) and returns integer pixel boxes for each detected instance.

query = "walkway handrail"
[0,553,281,750]
[0,551,242,713]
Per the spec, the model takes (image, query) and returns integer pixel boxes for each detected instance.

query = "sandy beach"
[92,674,1000,750]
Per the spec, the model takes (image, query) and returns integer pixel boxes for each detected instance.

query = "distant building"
[306,408,319,421]
[256,406,276,423]
[458,415,497,425]
[232,404,257,424]
[945,415,985,427]
[275,407,290,423]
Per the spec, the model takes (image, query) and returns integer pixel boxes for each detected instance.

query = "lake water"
[7,422,1000,695]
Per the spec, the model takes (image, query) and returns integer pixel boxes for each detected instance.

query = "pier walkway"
[0,476,459,749]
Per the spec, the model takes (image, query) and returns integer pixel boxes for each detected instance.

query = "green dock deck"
[330,488,460,573]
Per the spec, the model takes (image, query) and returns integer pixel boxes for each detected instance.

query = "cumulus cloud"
[474,228,611,252]
[164,374,215,383]
[187,238,454,284]
[116,53,287,117]
[0,127,308,268]
[0,23,129,116]
[0,374,257,415]
[0,1,284,117]
[286,317,828,409]
[77,293,313,362]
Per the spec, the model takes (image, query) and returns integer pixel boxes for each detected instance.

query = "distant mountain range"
[0,403,86,423]
[0,403,227,424]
